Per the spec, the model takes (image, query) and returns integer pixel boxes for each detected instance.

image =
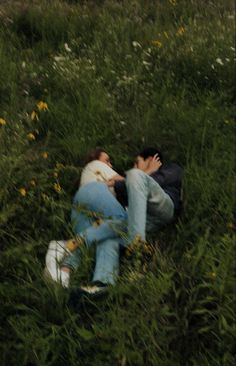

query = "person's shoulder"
[160,162,183,177]
[83,160,118,178]
[164,162,183,170]
[85,160,103,169]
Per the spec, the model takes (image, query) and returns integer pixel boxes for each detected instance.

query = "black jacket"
[114,163,183,213]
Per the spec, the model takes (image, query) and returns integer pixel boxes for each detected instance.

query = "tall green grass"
[0,0,235,365]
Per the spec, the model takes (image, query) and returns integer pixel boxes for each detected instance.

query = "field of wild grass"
[0,0,235,365]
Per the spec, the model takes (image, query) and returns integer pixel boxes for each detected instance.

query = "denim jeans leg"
[79,219,127,246]
[126,169,149,241]
[65,182,127,276]
[92,238,120,285]
[72,182,127,220]
[62,211,92,270]
[126,168,174,242]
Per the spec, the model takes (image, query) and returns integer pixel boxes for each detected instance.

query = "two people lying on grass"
[45,147,183,297]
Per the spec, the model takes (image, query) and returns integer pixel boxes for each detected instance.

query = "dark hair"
[83,148,106,165]
[139,147,163,162]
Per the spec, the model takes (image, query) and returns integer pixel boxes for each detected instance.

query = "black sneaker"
[68,281,108,308]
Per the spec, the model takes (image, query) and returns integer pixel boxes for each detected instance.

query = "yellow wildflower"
[169,0,176,5]
[152,40,162,48]
[31,111,39,121]
[37,101,48,111]
[53,182,62,193]
[176,26,185,36]
[19,188,27,197]
[41,151,48,159]
[0,118,6,126]
[30,180,36,187]
[27,133,36,141]
[66,239,77,252]
[66,238,83,252]
[210,272,216,280]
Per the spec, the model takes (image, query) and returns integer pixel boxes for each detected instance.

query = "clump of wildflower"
[41,151,48,159]
[152,40,162,48]
[31,111,39,121]
[0,118,6,126]
[176,26,185,36]
[37,101,48,111]
[19,188,27,197]
[53,182,62,193]
[27,133,36,141]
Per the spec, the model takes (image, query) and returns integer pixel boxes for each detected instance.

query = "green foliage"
[0,0,235,365]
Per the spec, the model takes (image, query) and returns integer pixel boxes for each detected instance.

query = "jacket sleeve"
[114,180,128,207]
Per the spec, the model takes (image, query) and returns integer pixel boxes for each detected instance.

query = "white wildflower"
[225,58,230,62]
[132,41,142,48]
[144,48,152,56]
[120,121,126,125]
[211,64,215,70]
[142,60,152,67]
[216,58,224,66]
[64,43,72,52]
[54,56,66,62]
[22,61,26,68]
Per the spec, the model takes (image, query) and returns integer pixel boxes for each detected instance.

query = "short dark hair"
[139,147,163,162]
[83,148,106,165]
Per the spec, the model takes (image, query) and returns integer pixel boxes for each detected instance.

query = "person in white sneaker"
[45,148,126,290]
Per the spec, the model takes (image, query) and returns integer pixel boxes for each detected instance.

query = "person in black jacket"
[109,147,183,243]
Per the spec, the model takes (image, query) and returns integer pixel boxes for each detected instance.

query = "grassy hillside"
[0,1,235,365]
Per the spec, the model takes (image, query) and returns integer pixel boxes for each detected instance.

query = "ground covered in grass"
[0,1,235,365]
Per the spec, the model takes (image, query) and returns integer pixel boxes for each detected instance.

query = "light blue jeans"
[63,182,127,285]
[126,168,174,241]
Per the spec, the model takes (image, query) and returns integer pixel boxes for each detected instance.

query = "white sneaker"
[44,240,70,288]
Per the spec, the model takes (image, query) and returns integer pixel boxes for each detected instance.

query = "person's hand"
[144,154,162,174]
[106,174,125,187]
